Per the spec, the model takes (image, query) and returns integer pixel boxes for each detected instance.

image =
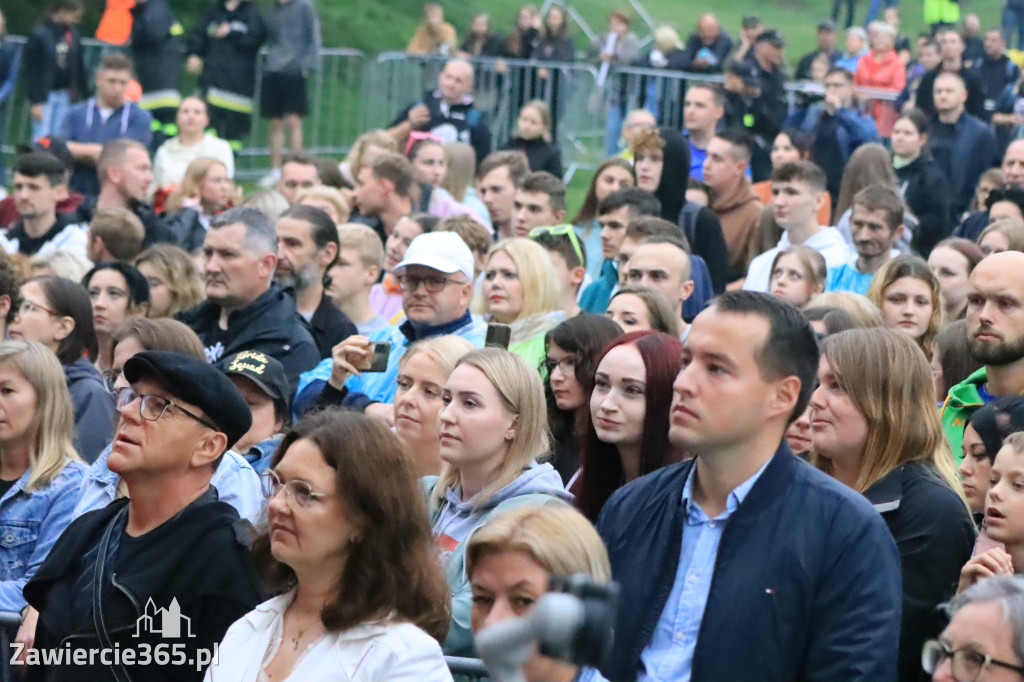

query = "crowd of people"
[2,0,1024,681]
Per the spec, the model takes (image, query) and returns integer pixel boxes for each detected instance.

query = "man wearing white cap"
[292,231,487,418]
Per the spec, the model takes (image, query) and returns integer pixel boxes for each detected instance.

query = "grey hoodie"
[264,0,321,74]
[426,461,572,656]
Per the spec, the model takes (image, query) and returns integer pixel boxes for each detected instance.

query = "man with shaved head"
[942,251,1024,456]
[927,71,997,217]
[682,13,733,73]
[388,57,491,164]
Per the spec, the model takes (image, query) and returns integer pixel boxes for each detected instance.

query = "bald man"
[942,251,1024,457]
[955,139,1024,242]
[682,13,733,73]
[388,58,491,163]
[927,71,998,218]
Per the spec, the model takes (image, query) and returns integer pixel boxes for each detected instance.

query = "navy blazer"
[597,446,903,682]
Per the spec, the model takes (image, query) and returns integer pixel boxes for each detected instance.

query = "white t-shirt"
[743,227,852,293]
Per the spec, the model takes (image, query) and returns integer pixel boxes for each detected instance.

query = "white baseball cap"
[393,231,475,282]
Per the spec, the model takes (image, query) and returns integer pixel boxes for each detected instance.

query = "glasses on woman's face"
[921,638,1024,682]
[16,300,58,318]
[113,386,219,431]
[260,469,335,509]
[544,356,575,376]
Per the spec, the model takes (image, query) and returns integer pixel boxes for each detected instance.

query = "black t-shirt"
[0,478,17,499]
[70,508,125,632]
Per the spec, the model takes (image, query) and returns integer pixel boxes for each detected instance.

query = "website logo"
[134,597,195,639]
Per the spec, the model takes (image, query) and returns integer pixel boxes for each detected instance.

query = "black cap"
[16,137,74,172]
[217,350,290,412]
[817,18,837,32]
[756,29,785,47]
[124,351,252,448]
[727,61,760,86]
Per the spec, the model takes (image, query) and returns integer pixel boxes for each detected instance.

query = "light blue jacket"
[294,311,487,413]
[74,444,264,526]
[0,460,87,612]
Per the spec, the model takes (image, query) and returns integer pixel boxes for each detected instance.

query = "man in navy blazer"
[597,292,902,682]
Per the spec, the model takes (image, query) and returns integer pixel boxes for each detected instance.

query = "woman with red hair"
[576,330,684,520]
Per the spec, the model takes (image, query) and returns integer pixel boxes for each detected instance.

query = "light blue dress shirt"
[638,458,772,682]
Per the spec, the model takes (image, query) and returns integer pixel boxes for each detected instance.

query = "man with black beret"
[23,351,265,681]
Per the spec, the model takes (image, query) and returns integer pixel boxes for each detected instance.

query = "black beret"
[124,351,252,448]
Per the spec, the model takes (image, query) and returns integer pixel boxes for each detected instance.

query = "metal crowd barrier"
[1,37,902,181]
[362,52,607,181]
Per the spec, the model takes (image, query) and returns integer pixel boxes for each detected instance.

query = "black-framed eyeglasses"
[395,273,461,293]
[260,469,335,509]
[544,356,576,376]
[922,638,1024,681]
[529,224,585,267]
[113,387,219,431]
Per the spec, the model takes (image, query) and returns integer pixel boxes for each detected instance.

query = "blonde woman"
[808,327,975,681]
[164,157,235,226]
[135,244,204,318]
[978,219,1024,257]
[426,348,571,656]
[393,335,474,477]
[467,505,612,682]
[440,142,492,231]
[473,238,566,367]
[866,255,944,357]
[0,341,86,618]
[296,186,351,225]
[806,290,883,328]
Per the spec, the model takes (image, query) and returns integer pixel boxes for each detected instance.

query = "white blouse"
[204,591,453,682]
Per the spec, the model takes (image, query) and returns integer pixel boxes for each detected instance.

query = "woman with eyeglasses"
[474,238,566,368]
[808,328,975,681]
[73,318,263,525]
[577,331,683,520]
[8,276,114,464]
[427,348,572,656]
[923,575,1024,681]
[0,341,87,640]
[544,315,624,486]
[81,262,151,373]
[206,409,453,681]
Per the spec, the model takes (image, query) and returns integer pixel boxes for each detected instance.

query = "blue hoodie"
[64,357,115,464]
[425,461,572,657]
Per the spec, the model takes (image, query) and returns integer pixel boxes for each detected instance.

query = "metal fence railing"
[1,38,902,182]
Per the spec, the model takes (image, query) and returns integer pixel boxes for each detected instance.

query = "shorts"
[260,72,309,118]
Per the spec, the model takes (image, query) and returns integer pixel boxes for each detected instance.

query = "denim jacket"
[239,433,284,476]
[0,459,86,612]
[74,444,265,526]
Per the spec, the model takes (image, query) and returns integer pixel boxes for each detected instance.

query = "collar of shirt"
[681,455,773,523]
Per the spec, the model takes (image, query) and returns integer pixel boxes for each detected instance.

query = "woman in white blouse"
[205,409,453,682]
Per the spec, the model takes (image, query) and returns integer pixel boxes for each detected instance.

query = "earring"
[505,433,514,441]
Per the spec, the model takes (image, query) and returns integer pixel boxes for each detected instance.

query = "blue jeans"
[1005,6,1024,50]
[31,90,70,141]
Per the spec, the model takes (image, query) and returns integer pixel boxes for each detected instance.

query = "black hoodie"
[176,283,320,391]
[656,128,730,292]
[25,489,264,682]
[895,154,953,257]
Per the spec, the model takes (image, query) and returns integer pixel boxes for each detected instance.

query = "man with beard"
[274,204,356,358]
[941,251,1024,457]
[176,207,319,390]
[825,185,903,295]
